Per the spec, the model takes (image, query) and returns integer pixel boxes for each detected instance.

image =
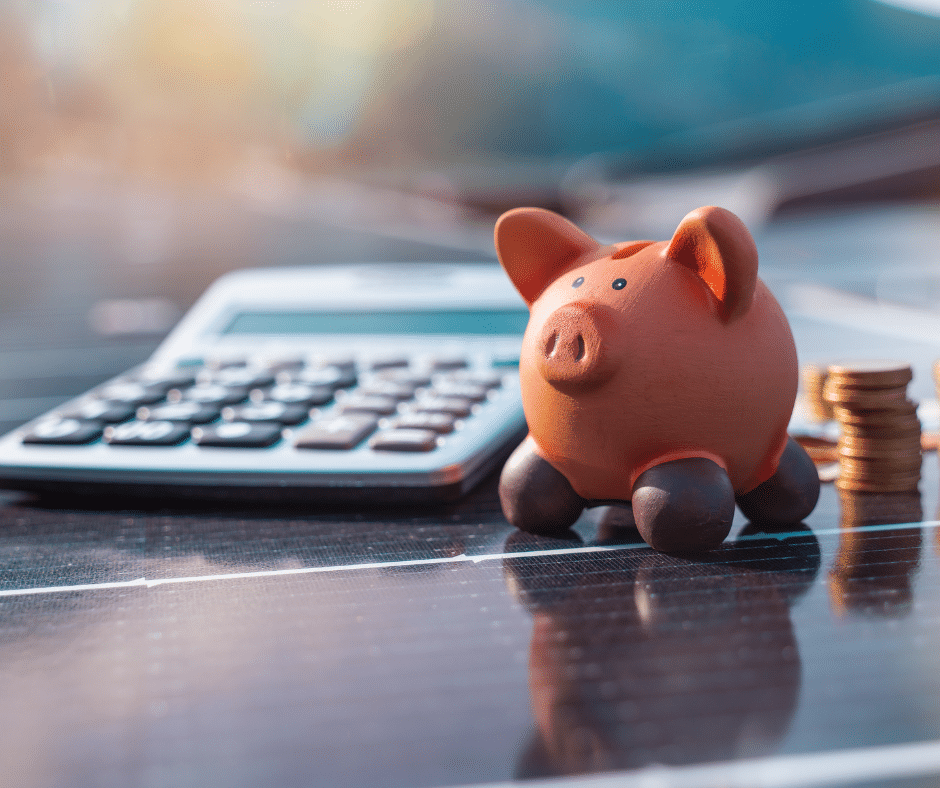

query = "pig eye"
[612,278,627,290]
[572,277,584,288]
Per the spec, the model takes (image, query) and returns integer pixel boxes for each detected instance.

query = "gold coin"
[840,457,923,475]
[838,461,922,476]
[839,434,921,451]
[839,457,921,477]
[826,360,913,388]
[839,431,922,447]
[802,363,833,422]
[839,426,922,442]
[836,476,920,493]
[823,384,910,409]
[838,451,922,465]
[839,472,922,487]
[833,409,920,429]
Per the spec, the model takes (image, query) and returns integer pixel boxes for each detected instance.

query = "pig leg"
[632,458,735,553]
[499,436,586,534]
[735,437,820,525]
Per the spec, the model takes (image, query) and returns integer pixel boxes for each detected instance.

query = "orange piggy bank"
[496,206,819,552]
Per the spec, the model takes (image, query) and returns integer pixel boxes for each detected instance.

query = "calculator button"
[369,429,439,452]
[206,357,248,370]
[441,370,503,388]
[337,395,399,416]
[294,415,378,450]
[204,368,276,388]
[293,365,357,389]
[358,381,418,400]
[23,419,102,445]
[375,369,433,387]
[367,356,409,370]
[222,402,309,425]
[172,384,249,406]
[313,355,356,372]
[411,397,474,417]
[255,383,334,407]
[386,413,456,434]
[426,382,489,402]
[61,401,136,423]
[138,402,220,424]
[97,382,167,406]
[428,356,468,371]
[260,356,305,373]
[104,421,190,446]
[135,369,199,390]
[192,422,282,448]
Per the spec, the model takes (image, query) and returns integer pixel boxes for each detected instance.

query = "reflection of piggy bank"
[503,525,820,778]
[496,206,819,552]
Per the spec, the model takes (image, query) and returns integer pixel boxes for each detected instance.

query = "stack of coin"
[823,360,921,493]
[802,363,833,422]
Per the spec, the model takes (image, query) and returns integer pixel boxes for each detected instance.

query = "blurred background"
[1,0,940,432]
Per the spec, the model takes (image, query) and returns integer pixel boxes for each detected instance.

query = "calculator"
[0,264,529,504]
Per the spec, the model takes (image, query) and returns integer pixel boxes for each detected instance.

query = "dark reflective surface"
[504,525,818,778]
[3,453,940,787]
[831,491,924,619]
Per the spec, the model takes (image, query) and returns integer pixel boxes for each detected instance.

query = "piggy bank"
[496,206,820,552]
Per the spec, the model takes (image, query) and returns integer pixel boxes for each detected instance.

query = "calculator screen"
[223,309,529,336]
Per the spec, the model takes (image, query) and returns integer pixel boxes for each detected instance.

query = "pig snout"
[535,303,616,393]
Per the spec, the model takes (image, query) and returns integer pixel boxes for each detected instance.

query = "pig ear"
[666,206,758,322]
[495,208,599,305]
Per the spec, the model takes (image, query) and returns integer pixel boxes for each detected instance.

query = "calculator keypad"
[367,356,409,371]
[369,429,439,452]
[138,402,221,424]
[292,366,357,389]
[61,401,136,423]
[410,396,474,418]
[256,383,333,407]
[375,369,433,387]
[427,382,489,402]
[97,382,167,406]
[336,395,399,416]
[427,356,468,371]
[386,413,456,434]
[171,384,250,406]
[357,382,418,400]
[222,402,308,425]
[202,368,275,389]
[447,370,503,388]
[192,422,282,448]
[23,419,103,445]
[293,415,378,450]
[22,355,508,454]
[134,370,198,389]
[104,421,190,446]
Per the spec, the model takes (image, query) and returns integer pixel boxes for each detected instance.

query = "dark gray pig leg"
[736,437,820,525]
[632,458,736,553]
[499,437,586,534]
